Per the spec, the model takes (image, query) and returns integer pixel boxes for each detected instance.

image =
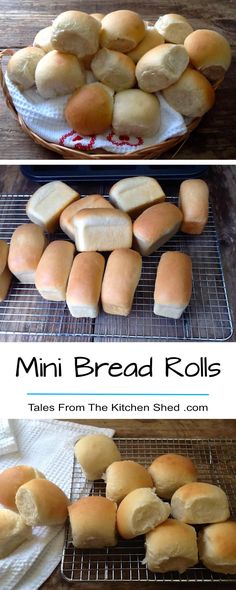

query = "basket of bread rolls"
[0,10,232,159]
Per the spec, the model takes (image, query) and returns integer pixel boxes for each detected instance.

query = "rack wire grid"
[61,437,236,583]
[0,194,233,341]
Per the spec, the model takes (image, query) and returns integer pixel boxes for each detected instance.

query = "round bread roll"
[7,46,45,90]
[35,50,85,99]
[0,465,45,510]
[51,11,101,58]
[155,14,193,44]
[184,29,231,81]
[65,82,114,135]
[117,488,171,539]
[171,482,230,524]
[91,48,136,91]
[148,454,198,499]
[68,496,117,548]
[163,67,215,117]
[144,519,198,573]
[100,10,145,53]
[105,460,153,504]
[33,26,53,53]
[136,43,189,92]
[0,509,32,559]
[113,89,160,137]
[74,434,121,480]
[198,521,236,574]
[90,13,105,23]
[15,478,69,526]
[127,29,164,64]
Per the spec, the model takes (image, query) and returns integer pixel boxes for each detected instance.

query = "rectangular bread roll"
[26,181,79,232]
[133,203,183,256]
[60,194,114,240]
[73,209,132,252]
[0,240,12,302]
[178,179,209,234]
[109,176,165,218]
[101,248,142,316]
[154,251,192,319]
[8,224,47,283]
[35,240,75,301]
[66,252,105,318]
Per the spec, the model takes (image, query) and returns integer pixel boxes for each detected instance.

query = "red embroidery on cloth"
[106,132,144,147]
[59,130,96,150]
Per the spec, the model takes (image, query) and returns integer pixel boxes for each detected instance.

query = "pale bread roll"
[171,482,230,524]
[163,67,215,117]
[136,44,189,92]
[68,496,117,548]
[100,10,145,53]
[198,521,236,574]
[179,179,209,234]
[127,29,164,63]
[35,240,75,301]
[0,240,12,302]
[7,46,45,90]
[184,29,232,81]
[15,479,69,526]
[133,203,183,256]
[112,89,160,137]
[155,14,193,44]
[60,195,113,240]
[109,176,165,218]
[148,453,198,499]
[144,519,198,573]
[66,252,105,318]
[26,181,79,232]
[154,252,192,319]
[101,248,142,316]
[65,82,114,135]
[90,13,105,23]
[74,433,121,479]
[8,224,47,283]
[73,209,132,252]
[35,50,85,98]
[51,11,101,58]
[33,26,53,53]
[0,509,32,559]
[91,48,136,91]
[105,460,153,504]
[0,465,45,510]
[117,488,171,539]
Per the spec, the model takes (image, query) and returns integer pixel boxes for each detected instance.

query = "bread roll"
[0,465,45,510]
[117,488,170,539]
[184,29,232,81]
[68,496,117,548]
[113,89,160,137]
[0,509,32,559]
[90,13,105,23]
[35,240,75,301]
[65,82,114,135]
[100,10,145,53]
[66,252,105,318]
[105,460,153,504]
[33,26,53,53]
[15,479,69,526]
[198,521,236,574]
[74,433,121,479]
[109,176,165,218]
[154,252,192,319]
[171,482,230,524]
[155,14,193,44]
[179,179,209,234]
[60,195,113,240]
[26,181,79,232]
[136,44,189,92]
[101,248,142,316]
[127,29,164,64]
[148,454,198,499]
[91,48,136,91]
[8,224,47,283]
[163,67,215,118]
[73,209,132,252]
[133,203,183,256]
[51,11,101,58]
[35,50,85,99]
[144,519,198,573]
[0,239,9,276]
[0,240,12,302]
[7,46,45,90]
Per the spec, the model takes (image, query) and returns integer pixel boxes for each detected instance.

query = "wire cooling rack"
[0,194,233,341]
[61,437,236,583]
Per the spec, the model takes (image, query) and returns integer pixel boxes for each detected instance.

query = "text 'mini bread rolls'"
[35,50,85,99]
[154,252,192,319]
[0,240,12,302]
[68,496,117,548]
[51,11,101,58]
[100,10,145,53]
[74,433,121,480]
[117,488,171,539]
[163,67,215,118]
[155,14,193,44]
[179,179,209,234]
[101,248,142,316]
[144,519,198,573]
[148,454,198,499]
[198,521,236,574]
[35,240,75,301]
[0,509,32,559]
[136,44,189,93]
[109,176,165,218]
[91,48,136,92]
[105,460,153,504]
[112,89,160,137]
[7,46,45,90]
[184,29,232,81]
[65,83,114,135]
[26,181,79,233]
[15,479,69,526]
[0,465,45,510]
[8,224,47,283]
[60,195,113,240]
[66,252,105,318]
[133,203,183,256]
[171,482,230,524]
[73,209,132,252]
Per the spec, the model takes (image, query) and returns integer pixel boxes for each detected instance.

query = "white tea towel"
[0,420,18,456]
[0,419,115,590]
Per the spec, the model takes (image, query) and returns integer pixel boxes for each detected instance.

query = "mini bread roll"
[179,179,209,234]
[0,509,32,559]
[91,48,136,91]
[163,67,215,118]
[0,465,45,510]
[117,488,171,539]
[66,252,105,318]
[51,11,101,58]
[127,29,164,64]
[35,50,85,99]
[90,13,105,23]
[101,248,142,316]
[65,82,114,135]
[35,240,75,301]
[7,46,45,90]
[136,44,189,92]
[0,240,12,302]
[171,482,230,524]
[60,195,113,240]
[198,521,236,574]
[148,454,198,499]
[68,496,117,548]
[155,14,193,44]
[73,209,132,252]
[105,460,153,504]
[154,252,192,319]
[133,203,183,256]
[74,433,121,479]
[15,478,69,526]
[184,29,232,81]
[113,89,160,137]
[144,519,198,573]
[33,26,53,53]
[100,10,145,53]
[8,224,47,283]
[0,239,9,276]
[26,181,79,232]
[109,176,165,218]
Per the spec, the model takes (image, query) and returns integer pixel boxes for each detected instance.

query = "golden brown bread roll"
[66,252,105,318]
[105,460,153,503]
[136,43,189,92]
[60,195,113,240]
[162,67,215,117]
[51,10,101,58]
[127,28,164,63]
[68,496,117,548]
[0,465,45,510]
[8,224,47,283]
[100,10,145,53]
[35,240,75,301]
[198,521,236,574]
[73,209,133,252]
[144,519,198,573]
[112,89,160,137]
[15,478,69,526]
[153,252,192,319]
[35,50,85,99]
[179,179,209,234]
[0,240,12,302]
[101,248,142,316]
[148,453,198,499]
[184,29,232,81]
[109,176,165,218]
[117,488,171,539]
[91,48,136,91]
[7,46,45,90]
[65,83,114,135]
[26,181,79,233]
[133,203,183,256]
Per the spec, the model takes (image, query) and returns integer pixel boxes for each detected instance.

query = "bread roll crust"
[7,46,45,90]
[154,252,192,319]
[35,240,75,301]
[127,29,164,64]
[0,241,12,301]
[149,453,197,499]
[117,487,171,539]
[136,43,189,92]
[163,67,215,118]
[198,521,236,574]
[66,252,105,318]
[65,82,114,135]
[0,465,45,510]
[0,509,32,558]
[60,195,113,240]
[74,433,121,479]
[91,48,136,91]
[8,223,47,283]
[171,482,230,524]
[68,496,117,548]
[100,10,145,53]
[51,10,101,58]
[113,89,160,137]
[109,176,165,218]
[144,519,198,573]
[133,203,183,256]
[35,50,85,99]
[155,14,193,44]
[101,248,142,316]
[33,26,53,53]
[179,179,209,234]
[73,209,132,252]
[26,181,79,233]
[15,478,69,526]
[105,460,153,503]
[184,29,232,81]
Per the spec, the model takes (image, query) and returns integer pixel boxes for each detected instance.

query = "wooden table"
[0,0,235,159]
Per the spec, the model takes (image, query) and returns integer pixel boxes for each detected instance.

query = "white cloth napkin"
[0,420,18,456]
[0,419,115,590]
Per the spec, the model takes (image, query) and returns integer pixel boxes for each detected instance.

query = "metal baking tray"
[61,437,236,583]
[0,194,233,341]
